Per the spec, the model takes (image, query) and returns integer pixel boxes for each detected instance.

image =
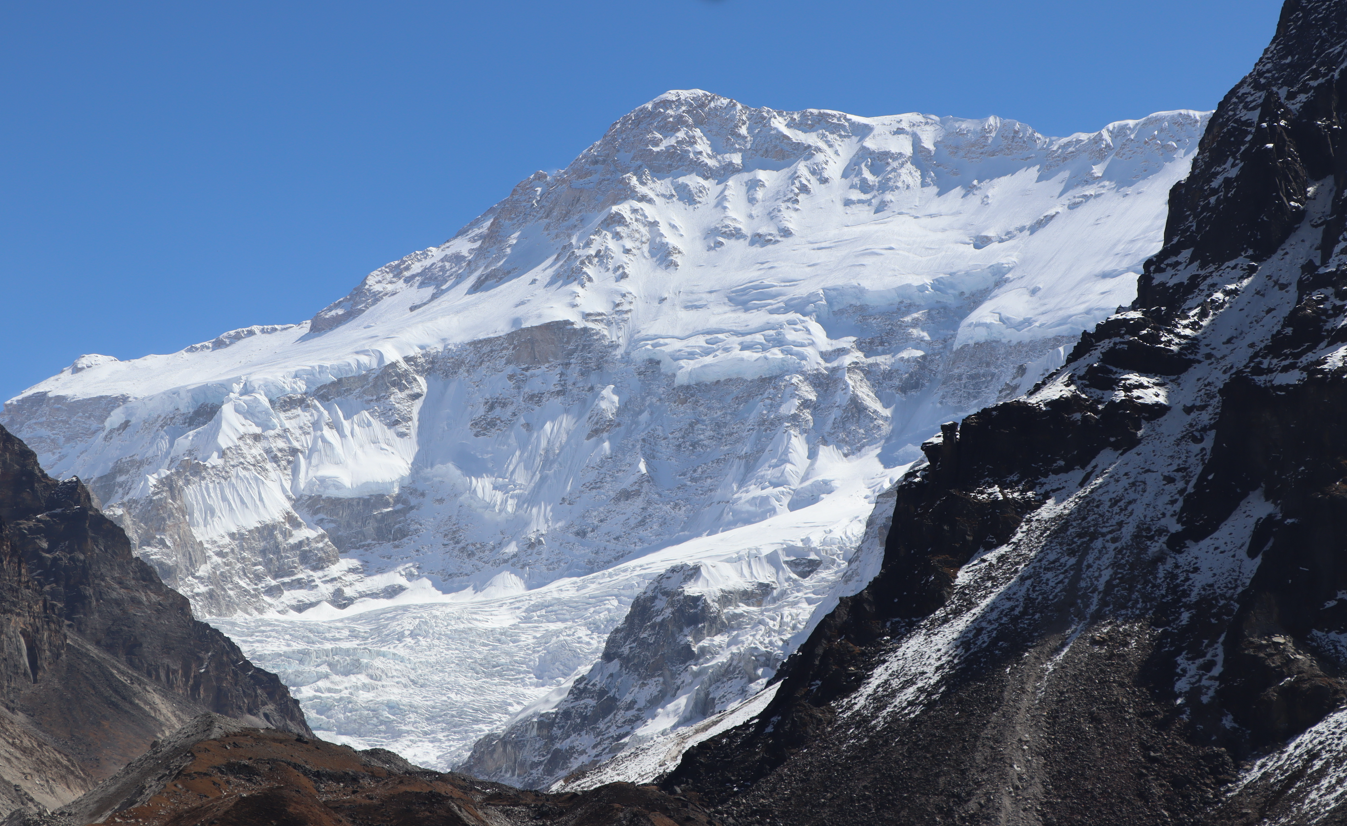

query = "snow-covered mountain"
[2,92,1205,771]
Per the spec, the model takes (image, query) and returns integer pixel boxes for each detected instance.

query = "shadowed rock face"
[664,2,1347,824]
[7,714,716,826]
[0,425,309,817]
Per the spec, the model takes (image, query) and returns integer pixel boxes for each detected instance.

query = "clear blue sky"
[2,0,1282,404]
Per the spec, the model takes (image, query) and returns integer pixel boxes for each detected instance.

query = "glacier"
[2,90,1207,774]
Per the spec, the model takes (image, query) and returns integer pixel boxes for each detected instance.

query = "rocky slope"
[462,562,781,788]
[0,425,308,819]
[1,91,1206,770]
[652,1,1347,824]
[4,714,715,826]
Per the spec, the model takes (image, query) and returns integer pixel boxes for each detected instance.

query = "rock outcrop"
[660,2,1347,824]
[0,425,308,819]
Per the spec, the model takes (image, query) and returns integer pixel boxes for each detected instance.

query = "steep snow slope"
[2,92,1204,770]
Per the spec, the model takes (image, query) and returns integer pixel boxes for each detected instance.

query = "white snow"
[557,682,781,791]
[1231,707,1347,825]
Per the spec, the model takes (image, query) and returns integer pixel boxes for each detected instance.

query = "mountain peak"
[645,88,729,106]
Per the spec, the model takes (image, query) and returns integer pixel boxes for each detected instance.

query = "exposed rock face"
[5,714,716,826]
[462,562,782,788]
[0,425,309,819]
[661,2,1347,824]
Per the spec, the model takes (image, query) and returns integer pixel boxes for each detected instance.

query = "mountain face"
[461,561,784,788]
[0,425,308,820]
[652,2,1347,824]
[2,95,1204,769]
[2,97,1204,617]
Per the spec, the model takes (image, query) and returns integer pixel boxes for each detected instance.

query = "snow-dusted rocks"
[462,560,797,788]
[2,91,1204,770]
[460,486,898,790]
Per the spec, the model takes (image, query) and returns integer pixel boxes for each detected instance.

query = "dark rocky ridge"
[0,419,716,824]
[0,424,309,818]
[5,713,717,826]
[663,1,1347,823]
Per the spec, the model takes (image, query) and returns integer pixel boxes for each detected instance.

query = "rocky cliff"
[0,424,309,819]
[661,1,1347,824]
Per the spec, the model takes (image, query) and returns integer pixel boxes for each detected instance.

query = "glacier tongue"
[211,476,880,769]
[2,90,1207,772]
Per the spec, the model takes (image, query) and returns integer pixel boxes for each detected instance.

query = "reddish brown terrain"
[12,715,714,826]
